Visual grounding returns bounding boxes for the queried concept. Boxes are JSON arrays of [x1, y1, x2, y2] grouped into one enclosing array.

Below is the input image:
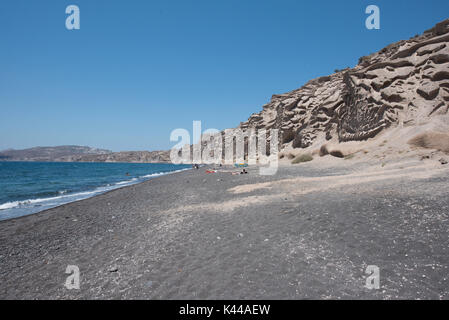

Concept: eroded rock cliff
[[238, 19, 449, 153]]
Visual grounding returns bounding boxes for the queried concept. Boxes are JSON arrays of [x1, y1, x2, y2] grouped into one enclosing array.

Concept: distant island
[[0, 145, 171, 163]]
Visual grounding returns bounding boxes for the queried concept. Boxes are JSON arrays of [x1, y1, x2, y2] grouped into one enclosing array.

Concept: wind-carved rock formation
[[238, 19, 449, 151]]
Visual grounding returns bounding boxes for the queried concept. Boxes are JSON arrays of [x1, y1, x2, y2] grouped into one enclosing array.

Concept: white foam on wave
[[142, 168, 190, 179], [0, 201, 20, 210], [115, 177, 138, 185], [0, 189, 101, 211]]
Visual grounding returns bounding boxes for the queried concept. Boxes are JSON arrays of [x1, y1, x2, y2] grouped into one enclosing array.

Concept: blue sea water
[[0, 162, 190, 221]]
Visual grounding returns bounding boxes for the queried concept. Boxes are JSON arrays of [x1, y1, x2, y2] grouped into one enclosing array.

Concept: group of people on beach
[[202, 163, 249, 175]]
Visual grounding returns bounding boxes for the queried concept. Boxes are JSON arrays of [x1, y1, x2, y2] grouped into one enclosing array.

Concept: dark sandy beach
[[1, 160, 448, 299]]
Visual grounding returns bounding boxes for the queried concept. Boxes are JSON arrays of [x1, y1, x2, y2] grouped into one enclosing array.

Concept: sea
[[0, 162, 191, 221]]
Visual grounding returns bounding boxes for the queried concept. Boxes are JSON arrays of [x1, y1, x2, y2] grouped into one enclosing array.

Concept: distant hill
[[58, 150, 171, 163], [0, 146, 171, 163], [0, 146, 112, 162]]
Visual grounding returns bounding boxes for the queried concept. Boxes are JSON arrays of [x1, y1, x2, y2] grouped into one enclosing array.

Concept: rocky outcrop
[[237, 19, 449, 151]]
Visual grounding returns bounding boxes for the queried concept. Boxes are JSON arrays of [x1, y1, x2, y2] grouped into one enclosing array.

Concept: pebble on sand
[[108, 266, 119, 273]]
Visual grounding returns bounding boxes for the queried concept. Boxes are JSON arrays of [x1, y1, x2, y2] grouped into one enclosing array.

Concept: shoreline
[[1, 159, 449, 299], [2, 166, 193, 223], [0, 164, 192, 222]]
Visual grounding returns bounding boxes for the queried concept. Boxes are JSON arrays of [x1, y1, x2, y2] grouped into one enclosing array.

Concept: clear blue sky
[[0, 0, 447, 151]]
